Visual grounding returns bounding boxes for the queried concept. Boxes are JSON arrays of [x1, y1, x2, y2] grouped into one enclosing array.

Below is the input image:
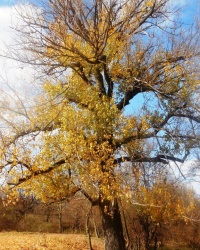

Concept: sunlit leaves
[[0, 0, 200, 219], [133, 178, 196, 223]]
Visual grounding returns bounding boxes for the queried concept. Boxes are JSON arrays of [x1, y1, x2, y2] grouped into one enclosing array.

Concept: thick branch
[[5, 159, 66, 186], [175, 113, 200, 124], [3, 123, 59, 148], [101, 55, 114, 97], [94, 68, 106, 94], [116, 89, 141, 110], [115, 131, 157, 148], [114, 154, 188, 165], [116, 108, 200, 147]]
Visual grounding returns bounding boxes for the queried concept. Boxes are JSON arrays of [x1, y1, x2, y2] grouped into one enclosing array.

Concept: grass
[[0, 232, 104, 250], [0, 232, 193, 250], [150, 245, 192, 250]]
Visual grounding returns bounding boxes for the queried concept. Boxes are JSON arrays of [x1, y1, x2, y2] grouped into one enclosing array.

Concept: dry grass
[[0, 232, 104, 250]]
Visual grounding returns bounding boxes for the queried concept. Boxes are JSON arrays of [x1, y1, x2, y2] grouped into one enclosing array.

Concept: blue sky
[[0, 0, 199, 13], [179, 0, 200, 24], [0, 0, 14, 6]]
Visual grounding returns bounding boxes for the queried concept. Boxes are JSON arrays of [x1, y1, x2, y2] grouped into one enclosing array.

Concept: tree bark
[[93, 220, 100, 238], [58, 203, 63, 233], [99, 199, 126, 250], [86, 206, 93, 250]]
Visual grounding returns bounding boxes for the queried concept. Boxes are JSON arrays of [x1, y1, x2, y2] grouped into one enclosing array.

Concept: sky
[[0, 0, 200, 193]]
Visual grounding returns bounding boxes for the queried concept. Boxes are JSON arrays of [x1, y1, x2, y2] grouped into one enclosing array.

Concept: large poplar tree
[[1, 1, 200, 249]]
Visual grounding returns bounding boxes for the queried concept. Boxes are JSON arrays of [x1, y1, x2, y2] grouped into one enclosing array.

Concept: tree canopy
[[0, 0, 200, 249]]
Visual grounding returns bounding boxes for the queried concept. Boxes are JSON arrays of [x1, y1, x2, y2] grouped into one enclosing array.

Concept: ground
[[0, 232, 194, 249], [0, 232, 104, 250]]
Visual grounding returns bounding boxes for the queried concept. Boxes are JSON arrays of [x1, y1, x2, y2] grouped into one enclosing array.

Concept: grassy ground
[[0, 232, 193, 250], [150, 245, 191, 250], [0, 232, 104, 250]]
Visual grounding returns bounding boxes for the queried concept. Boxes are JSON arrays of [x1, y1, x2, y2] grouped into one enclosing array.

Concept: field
[[0, 232, 104, 250], [0, 232, 194, 250]]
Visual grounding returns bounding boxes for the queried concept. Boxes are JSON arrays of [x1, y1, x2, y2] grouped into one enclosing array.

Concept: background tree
[[129, 163, 197, 250], [1, 1, 200, 249]]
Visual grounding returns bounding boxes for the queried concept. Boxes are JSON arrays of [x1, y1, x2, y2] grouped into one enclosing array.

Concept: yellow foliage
[[0, 0, 199, 217], [133, 178, 196, 223]]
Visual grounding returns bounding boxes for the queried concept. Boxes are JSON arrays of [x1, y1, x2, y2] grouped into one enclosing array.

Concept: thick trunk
[[99, 199, 126, 250], [143, 230, 151, 250]]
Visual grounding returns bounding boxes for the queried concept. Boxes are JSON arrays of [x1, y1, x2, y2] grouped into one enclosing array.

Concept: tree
[[1, 1, 200, 249], [130, 163, 196, 250]]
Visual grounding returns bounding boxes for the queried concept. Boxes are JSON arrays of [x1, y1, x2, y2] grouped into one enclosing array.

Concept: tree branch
[[114, 153, 189, 165], [94, 68, 106, 94], [116, 89, 141, 110], [6, 159, 66, 186]]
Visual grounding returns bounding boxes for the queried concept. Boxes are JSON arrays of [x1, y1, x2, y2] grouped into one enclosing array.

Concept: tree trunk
[[144, 231, 151, 250], [86, 206, 93, 250], [58, 203, 63, 233], [99, 199, 126, 250], [93, 220, 100, 238]]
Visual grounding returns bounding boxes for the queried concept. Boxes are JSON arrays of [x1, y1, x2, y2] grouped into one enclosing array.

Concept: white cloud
[[0, 6, 14, 44], [0, 5, 39, 107], [169, 160, 200, 195]]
